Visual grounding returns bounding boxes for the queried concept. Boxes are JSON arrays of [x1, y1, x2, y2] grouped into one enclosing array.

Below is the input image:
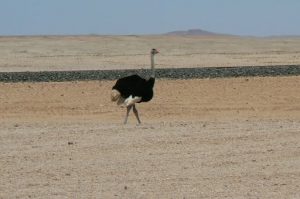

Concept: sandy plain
[[1, 36, 300, 198], [1, 35, 300, 72]]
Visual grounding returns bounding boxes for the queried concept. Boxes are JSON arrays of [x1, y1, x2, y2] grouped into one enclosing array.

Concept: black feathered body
[[112, 75, 155, 103]]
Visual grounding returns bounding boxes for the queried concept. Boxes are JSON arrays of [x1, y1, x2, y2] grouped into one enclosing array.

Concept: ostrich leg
[[124, 105, 133, 124], [133, 105, 141, 124]]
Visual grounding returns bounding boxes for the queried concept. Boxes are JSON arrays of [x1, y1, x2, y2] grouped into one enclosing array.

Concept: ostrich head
[[151, 48, 159, 55]]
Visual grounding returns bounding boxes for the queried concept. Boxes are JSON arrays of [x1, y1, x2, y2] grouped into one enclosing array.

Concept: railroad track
[[1, 65, 300, 82]]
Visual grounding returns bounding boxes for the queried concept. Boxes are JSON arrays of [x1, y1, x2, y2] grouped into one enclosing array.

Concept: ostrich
[[111, 48, 159, 124]]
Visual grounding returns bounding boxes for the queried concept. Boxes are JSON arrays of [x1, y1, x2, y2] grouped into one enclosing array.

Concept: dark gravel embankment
[[0, 65, 300, 83]]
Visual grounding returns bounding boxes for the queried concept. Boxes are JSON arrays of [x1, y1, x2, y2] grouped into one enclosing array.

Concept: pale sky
[[1, 0, 300, 36]]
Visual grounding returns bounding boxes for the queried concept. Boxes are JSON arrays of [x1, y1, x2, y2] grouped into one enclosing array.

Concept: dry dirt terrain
[[1, 76, 300, 198], [1, 35, 300, 72], [1, 35, 300, 198]]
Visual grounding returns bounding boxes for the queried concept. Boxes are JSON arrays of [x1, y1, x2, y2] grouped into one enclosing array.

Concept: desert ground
[[1, 35, 300, 72], [1, 36, 300, 198]]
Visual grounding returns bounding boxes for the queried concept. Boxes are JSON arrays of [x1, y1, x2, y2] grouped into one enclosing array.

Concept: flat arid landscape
[[1, 35, 300, 198], [1, 35, 300, 72]]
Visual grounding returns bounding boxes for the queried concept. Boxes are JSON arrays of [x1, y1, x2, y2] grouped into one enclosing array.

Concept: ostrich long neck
[[150, 53, 155, 78]]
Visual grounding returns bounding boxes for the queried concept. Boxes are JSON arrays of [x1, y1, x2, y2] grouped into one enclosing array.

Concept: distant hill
[[165, 29, 232, 36]]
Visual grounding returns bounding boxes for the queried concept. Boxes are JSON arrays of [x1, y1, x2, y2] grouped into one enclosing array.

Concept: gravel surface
[[0, 65, 300, 82]]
